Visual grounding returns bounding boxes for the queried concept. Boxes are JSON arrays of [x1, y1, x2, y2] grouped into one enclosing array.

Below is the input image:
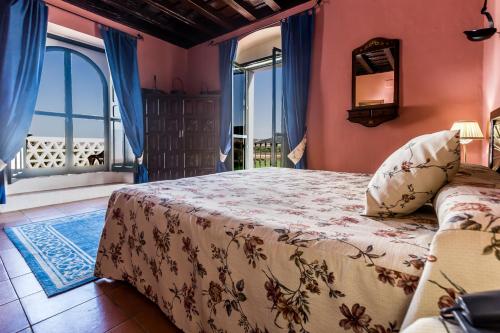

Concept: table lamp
[[451, 121, 484, 162]]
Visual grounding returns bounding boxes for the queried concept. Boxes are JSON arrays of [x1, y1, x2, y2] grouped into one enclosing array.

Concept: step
[[0, 183, 129, 213]]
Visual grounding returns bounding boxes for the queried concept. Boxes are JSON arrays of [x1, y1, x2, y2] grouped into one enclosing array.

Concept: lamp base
[[461, 143, 468, 163]]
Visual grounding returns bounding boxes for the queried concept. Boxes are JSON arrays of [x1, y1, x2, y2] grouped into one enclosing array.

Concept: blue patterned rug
[[4, 210, 106, 297]]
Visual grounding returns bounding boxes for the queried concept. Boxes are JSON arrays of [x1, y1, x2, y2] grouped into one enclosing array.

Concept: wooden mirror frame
[[489, 107, 500, 172], [348, 37, 400, 127]]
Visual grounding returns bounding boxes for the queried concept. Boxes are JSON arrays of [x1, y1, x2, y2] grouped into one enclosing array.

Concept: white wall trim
[[48, 22, 104, 48], [7, 172, 132, 195], [0, 183, 127, 214]]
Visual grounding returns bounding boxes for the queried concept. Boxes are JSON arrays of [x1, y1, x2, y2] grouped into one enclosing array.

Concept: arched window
[[25, 45, 108, 175], [7, 35, 135, 182]]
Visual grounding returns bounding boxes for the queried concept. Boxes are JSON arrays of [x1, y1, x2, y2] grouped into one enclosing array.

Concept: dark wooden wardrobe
[[142, 89, 220, 182]]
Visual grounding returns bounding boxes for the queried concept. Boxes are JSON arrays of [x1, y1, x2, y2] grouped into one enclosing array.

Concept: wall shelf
[[347, 104, 399, 127]]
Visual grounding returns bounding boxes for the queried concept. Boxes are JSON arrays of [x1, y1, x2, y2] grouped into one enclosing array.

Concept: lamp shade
[[451, 121, 484, 139]]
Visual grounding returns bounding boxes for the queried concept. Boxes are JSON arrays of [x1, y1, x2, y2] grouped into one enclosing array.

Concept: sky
[[233, 66, 283, 140], [32, 49, 106, 139]]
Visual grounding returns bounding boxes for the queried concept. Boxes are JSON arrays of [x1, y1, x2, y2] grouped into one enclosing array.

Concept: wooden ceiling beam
[[141, 0, 215, 36], [220, 0, 256, 21], [179, 0, 234, 30], [263, 0, 281, 11], [383, 48, 395, 70], [62, 0, 193, 47], [356, 54, 374, 74], [62, 0, 312, 48], [99, 0, 198, 44]]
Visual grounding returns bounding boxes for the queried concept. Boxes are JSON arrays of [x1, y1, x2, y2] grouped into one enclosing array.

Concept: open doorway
[[232, 27, 287, 170]]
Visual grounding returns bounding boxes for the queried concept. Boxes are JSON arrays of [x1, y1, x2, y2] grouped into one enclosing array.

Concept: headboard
[[489, 108, 500, 172]]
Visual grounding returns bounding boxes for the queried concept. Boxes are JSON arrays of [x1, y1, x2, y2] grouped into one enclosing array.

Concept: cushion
[[402, 317, 462, 333], [433, 164, 500, 232], [365, 130, 461, 217]]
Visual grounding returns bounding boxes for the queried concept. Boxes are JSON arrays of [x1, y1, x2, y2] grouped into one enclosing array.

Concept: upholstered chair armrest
[[402, 165, 500, 329], [402, 317, 462, 333]]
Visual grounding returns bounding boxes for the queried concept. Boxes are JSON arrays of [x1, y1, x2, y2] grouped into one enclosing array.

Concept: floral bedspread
[[402, 164, 500, 329], [95, 168, 438, 333]]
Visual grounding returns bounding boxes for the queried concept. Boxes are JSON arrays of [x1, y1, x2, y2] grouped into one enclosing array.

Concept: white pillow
[[365, 130, 461, 217]]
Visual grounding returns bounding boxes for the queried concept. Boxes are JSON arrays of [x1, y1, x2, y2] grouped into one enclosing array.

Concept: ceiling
[[62, 0, 311, 48], [235, 26, 280, 63], [355, 48, 395, 76]]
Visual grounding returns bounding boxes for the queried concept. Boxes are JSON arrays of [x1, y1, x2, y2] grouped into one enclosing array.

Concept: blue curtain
[[282, 12, 314, 169], [0, 0, 48, 204], [217, 38, 238, 173], [100, 27, 148, 183]]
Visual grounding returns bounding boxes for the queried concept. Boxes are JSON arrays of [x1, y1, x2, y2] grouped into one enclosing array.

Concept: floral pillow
[[434, 164, 500, 234], [365, 130, 461, 217]]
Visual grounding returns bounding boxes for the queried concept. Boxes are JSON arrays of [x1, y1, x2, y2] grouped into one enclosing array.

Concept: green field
[[254, 157, 282, 168]]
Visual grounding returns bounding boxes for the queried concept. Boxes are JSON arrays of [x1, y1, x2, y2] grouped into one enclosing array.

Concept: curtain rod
[[208, 0, 321, 47], [45, 2, 144, 40]]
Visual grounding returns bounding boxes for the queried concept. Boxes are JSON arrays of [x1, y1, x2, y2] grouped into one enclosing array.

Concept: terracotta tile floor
[[0, 198, 182, 333]]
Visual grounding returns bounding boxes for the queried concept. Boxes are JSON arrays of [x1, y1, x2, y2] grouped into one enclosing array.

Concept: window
[[232, 48, 284, 170], [23, 44, 108, 177], [253, 65, 283, 168], [110, 91, 135, 171], [9, 35, 134, 180], [233, 71, 247, 170]]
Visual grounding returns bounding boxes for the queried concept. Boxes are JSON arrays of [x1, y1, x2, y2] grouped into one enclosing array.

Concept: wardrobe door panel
[[143, 90, 183, 181], [162, 96, 183, 180], [183, 96, 220, 177], [143, 93, 160, 181], [144, 91, 220, 181]]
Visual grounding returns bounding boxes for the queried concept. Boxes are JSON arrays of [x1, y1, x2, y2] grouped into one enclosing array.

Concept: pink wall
[[483, 0, 500, 165], [187, 0, 485, 173], [308, 0, 484, 172], [46, 0, 188, 93], [355, 72, 395, 106], [187, 43, 219, 94]]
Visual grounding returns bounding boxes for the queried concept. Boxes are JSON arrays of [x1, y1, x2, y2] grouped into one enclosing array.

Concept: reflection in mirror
[[355, 47, 395, 107], [491, 118, 500, 171]]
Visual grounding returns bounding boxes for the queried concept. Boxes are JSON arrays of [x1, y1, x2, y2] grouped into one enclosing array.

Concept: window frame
[[19, 45, 109, 178], [232, 49, 285, 170], [232, 69, 248, 171], [110, 91, 136, 173], [10, 34, 135, 181]]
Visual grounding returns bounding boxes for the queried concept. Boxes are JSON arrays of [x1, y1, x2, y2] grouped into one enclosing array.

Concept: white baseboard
[[0, 183, 128, 213], [7, 172, 133, 195]]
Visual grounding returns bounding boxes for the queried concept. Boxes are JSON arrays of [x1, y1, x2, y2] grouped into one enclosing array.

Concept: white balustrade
[[25, 136, 105, 168]]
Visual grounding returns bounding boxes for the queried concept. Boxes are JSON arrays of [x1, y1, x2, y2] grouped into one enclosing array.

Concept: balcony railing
[[233, 135, 285, 170], [10, 136, 105, 172], [254, 140, 282, 168]]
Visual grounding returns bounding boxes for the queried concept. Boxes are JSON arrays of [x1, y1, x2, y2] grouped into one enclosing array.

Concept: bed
[[95, 168, 440, 333]]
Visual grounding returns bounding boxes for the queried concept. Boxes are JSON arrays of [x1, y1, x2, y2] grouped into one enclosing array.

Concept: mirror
[[348, 38, 400, 127], [490, 115, 500, 172]]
